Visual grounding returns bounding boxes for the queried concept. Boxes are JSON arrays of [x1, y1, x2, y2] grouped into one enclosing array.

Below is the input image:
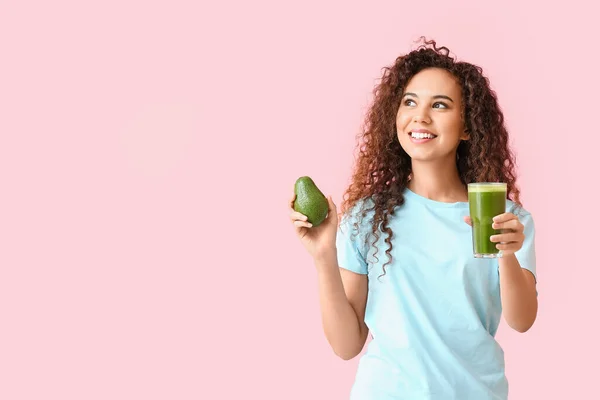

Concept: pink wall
[[1, 0, 597, 398]]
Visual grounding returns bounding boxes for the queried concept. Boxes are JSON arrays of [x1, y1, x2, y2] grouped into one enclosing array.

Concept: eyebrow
[[402, 92, 454, 103]]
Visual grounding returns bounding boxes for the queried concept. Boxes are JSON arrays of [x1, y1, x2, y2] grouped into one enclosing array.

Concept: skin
[[396, 67, 470, 203], [288, 67, 537, 361]]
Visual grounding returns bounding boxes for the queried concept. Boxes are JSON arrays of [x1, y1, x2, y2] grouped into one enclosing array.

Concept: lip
[[409, 136, 435, 144]]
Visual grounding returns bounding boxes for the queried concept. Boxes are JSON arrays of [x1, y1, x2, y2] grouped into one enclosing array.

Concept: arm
[[288, 193, 369, 359], [315, 250, 369, 360], [491, 212, 538, 333], [498, 255, 537, 332]]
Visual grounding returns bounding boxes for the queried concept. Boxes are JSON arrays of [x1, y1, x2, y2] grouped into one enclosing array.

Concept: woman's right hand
[[289, 191, 338, 260]]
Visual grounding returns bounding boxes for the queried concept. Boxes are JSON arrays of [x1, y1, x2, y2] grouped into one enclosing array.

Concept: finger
[[294, 220, 312, 229], [463, 216, 472, 226], [327, 195, 337, 212], [325, 195, 337, 220], [289, 192, 296, 208], [495, 243, 520, 252], [492, 219, 523, 232], [492, 212, 516, 224], [290, 211, 308, 222], [490, 232, 525, 243]]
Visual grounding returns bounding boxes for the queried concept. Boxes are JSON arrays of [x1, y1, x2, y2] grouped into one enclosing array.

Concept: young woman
[[288, 38, 538, 399]]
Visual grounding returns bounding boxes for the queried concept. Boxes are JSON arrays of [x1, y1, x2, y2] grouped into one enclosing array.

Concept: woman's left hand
[[488, 213, 525, 256], [463, 213, 525, 256]]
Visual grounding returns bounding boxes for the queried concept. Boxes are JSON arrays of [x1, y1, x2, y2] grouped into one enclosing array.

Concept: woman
[[288, 38, 537, 399]]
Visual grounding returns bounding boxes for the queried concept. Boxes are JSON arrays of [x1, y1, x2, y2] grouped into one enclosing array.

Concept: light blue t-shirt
[[336, 188, 537, 400]]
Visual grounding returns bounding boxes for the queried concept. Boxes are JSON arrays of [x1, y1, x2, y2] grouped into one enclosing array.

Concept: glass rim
[[467, 182, 507, 193], [467, 182, 507, 187]]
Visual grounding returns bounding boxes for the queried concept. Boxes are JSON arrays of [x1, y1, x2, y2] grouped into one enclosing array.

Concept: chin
[[400, 147, 434, 161], [402, 147, 451, 163]]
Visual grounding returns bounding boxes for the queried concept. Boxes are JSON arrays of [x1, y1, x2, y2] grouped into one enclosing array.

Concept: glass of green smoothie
[[468, 182, 507, 258]]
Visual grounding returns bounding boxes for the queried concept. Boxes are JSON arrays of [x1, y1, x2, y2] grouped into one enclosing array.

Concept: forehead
[[404, 68, 461, 97]]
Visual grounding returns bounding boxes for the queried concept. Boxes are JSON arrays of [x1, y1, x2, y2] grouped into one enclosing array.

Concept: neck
[[407, 157, 467, 203]]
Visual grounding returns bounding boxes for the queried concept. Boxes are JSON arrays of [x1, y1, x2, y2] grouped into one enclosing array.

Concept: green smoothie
[[468, 183, 507, 258]]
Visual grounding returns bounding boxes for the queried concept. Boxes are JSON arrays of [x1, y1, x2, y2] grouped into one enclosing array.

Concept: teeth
[[411, 132, 435, 139]]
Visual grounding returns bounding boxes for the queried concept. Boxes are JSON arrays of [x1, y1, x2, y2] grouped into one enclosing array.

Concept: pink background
[[1, 0, 597, 398]]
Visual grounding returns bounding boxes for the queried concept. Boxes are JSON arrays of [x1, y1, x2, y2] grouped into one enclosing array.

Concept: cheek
[[446, 114, 465, 131], [437, 116, 464, 138], [396, 112, 411, 129]]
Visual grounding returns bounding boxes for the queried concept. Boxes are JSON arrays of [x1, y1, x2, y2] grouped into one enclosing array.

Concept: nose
[[412, 111, 431, 124]]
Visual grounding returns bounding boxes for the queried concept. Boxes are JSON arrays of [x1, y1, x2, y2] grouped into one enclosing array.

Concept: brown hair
[[340, 37, 521, 277]]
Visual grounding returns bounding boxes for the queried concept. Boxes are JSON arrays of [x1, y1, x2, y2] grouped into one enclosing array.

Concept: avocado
[[294, 176, 329, 227]]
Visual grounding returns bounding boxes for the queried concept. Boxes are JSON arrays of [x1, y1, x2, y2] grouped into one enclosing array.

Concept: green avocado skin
[[293, 176, 329, 226]]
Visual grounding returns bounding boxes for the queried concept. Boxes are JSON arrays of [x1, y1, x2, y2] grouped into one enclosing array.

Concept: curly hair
[[340, 37, 521, 278]]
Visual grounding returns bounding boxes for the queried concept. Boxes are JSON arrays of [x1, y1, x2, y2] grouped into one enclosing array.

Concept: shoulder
[[340, 196, 376, 224], [507, 200, 535, 231], [338, 196, 378, 244], [507, 200, 532, 218]]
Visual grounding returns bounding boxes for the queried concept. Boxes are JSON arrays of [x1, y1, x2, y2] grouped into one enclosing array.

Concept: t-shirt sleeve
[[336, 214, 368, 275], [515, 211, 537, 284]]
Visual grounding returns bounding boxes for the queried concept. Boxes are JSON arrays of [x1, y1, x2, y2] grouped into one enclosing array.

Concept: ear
[[461, 128, 470, 141]]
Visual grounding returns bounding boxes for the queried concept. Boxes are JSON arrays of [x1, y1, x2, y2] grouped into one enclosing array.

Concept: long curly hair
[[340, 37, 521, 277]]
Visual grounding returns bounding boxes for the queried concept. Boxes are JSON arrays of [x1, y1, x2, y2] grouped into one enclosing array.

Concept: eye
[[433, 102, 448, 109], [404, 99, 416, 106]]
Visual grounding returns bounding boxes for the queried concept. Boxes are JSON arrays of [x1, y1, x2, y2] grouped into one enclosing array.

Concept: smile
[[409, 131, 437, 143]]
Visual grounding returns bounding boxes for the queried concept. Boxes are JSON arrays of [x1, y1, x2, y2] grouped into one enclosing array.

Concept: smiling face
[[396, 67, 469, 163]]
